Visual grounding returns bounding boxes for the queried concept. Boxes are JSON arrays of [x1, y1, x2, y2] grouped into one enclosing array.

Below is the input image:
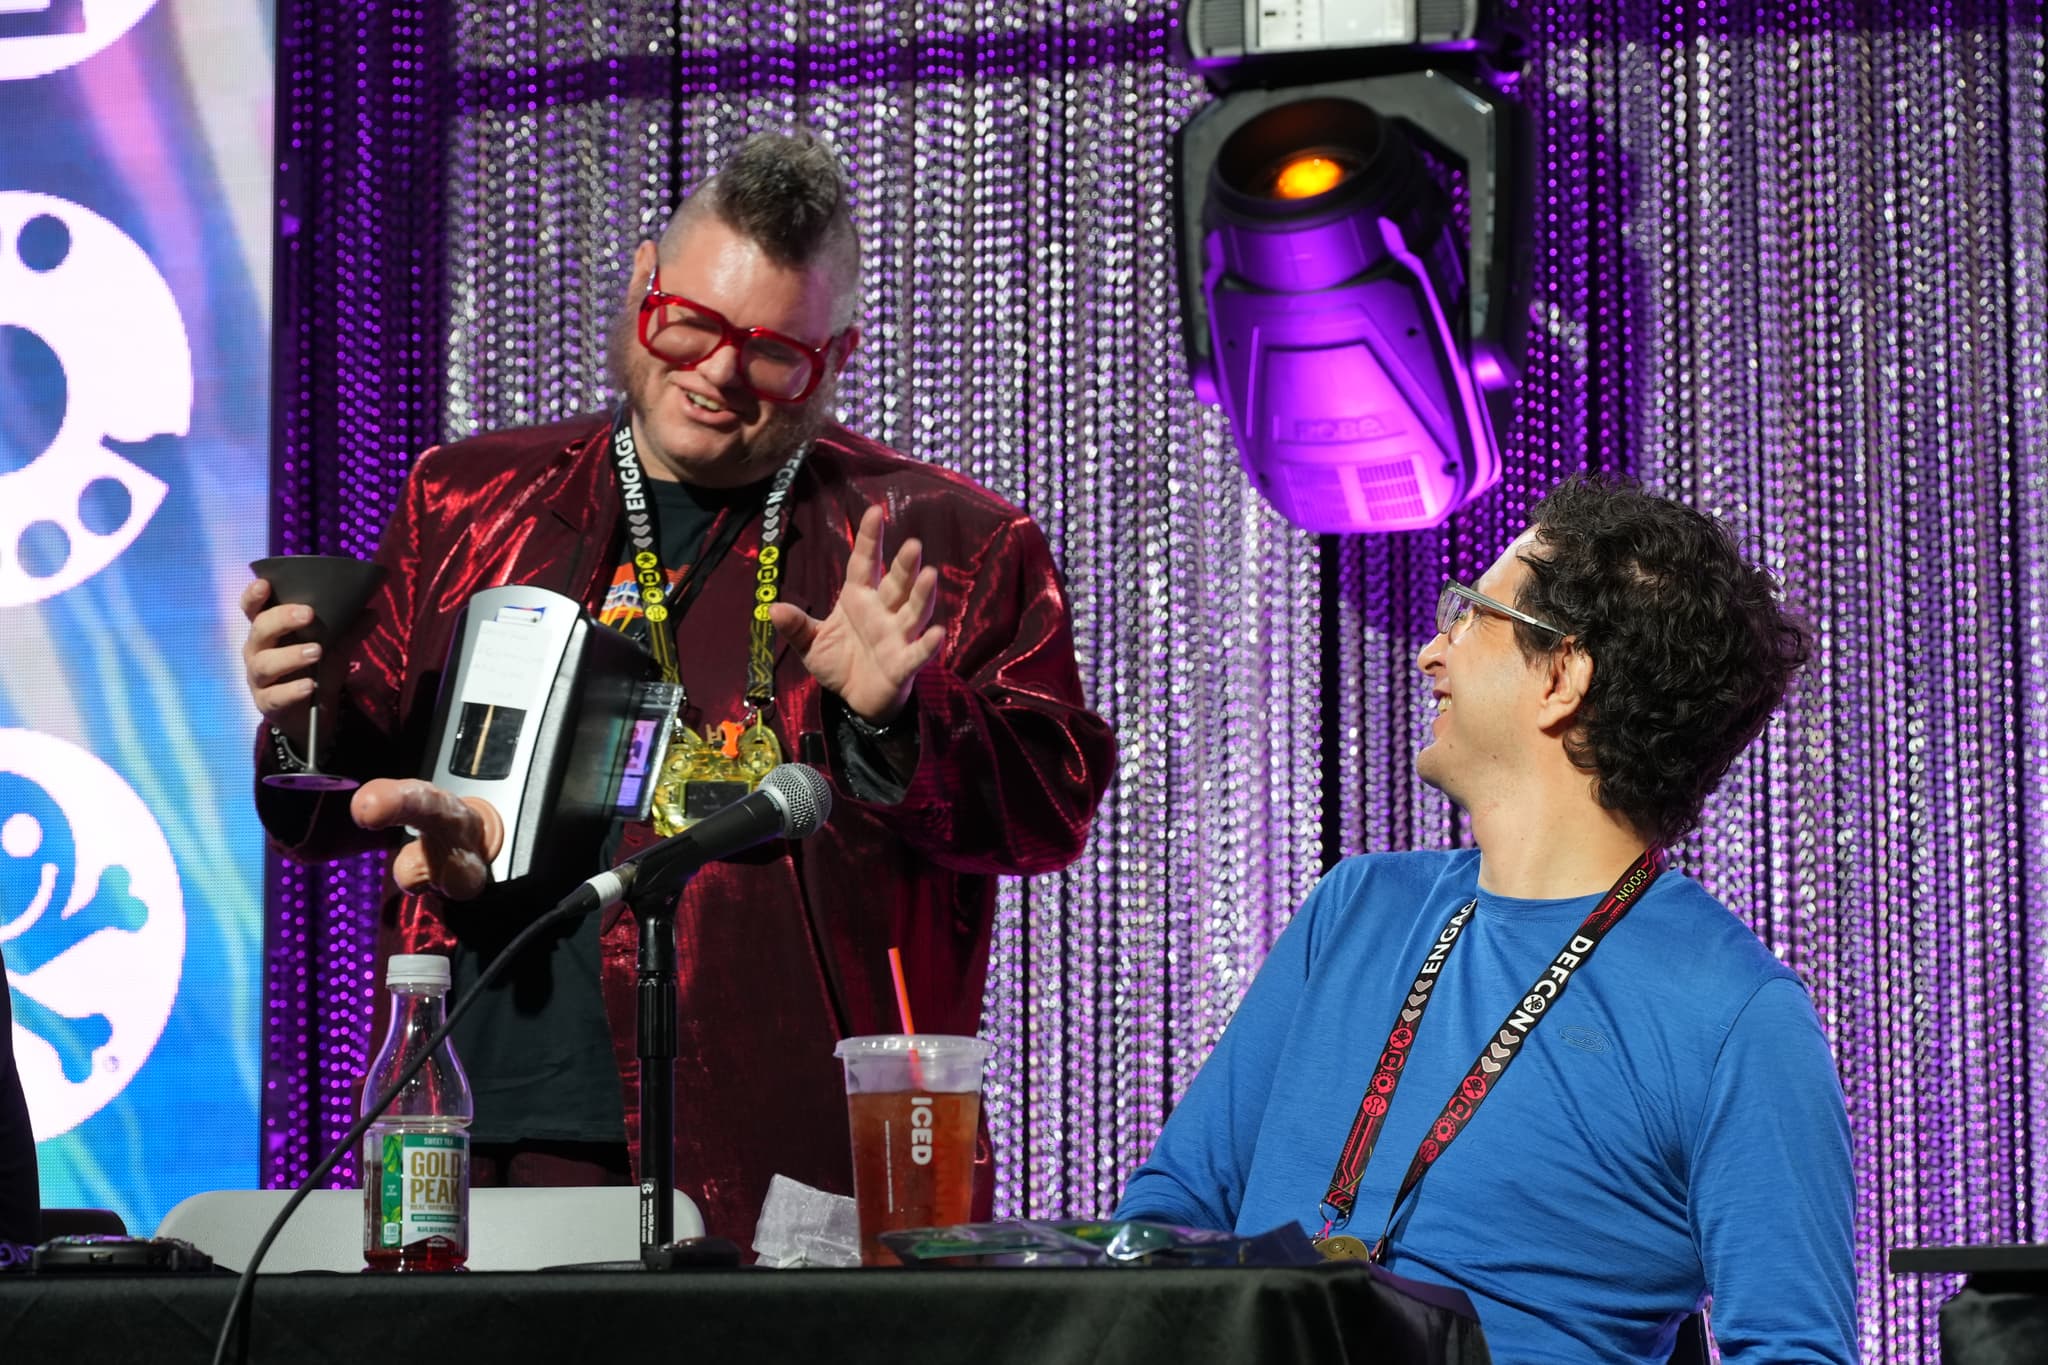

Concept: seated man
[[1116, 475, 1855, 1364]]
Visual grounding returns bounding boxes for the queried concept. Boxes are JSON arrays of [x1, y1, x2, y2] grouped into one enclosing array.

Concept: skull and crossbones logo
[[0, 1, 159, 83], [0, 190, 185, 606], [1, 729, 183, 1141]]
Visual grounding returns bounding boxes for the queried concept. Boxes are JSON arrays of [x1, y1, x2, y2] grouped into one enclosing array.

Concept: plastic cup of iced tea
[[833, 1034, 991, 1266]]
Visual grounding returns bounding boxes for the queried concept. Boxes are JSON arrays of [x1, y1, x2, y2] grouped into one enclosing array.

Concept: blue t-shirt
[[1115, 850, 1857, 1364]]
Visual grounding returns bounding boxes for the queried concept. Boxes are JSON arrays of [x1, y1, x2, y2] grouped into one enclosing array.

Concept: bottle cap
[[386, 954, 452, 991]]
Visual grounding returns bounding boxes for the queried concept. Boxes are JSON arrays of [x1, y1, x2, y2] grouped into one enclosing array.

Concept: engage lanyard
[[1314, 846, 1666, 1263], [607, 404, 803, 712]]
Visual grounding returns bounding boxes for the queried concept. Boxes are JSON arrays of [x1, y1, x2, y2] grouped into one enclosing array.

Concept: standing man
[[1116, 476, 1855, 1363], [243, 133, 1114, 1243]]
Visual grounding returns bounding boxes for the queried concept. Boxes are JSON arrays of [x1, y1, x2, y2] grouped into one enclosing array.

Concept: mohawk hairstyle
[[665, 132, 861, 291]]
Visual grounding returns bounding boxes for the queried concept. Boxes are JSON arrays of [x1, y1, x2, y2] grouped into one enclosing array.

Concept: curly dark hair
[[1510, 474, 1811, 847], [664, 131, 861, 321]]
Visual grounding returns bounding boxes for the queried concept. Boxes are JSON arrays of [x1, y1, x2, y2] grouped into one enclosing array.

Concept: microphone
[[571, 762, 832, 914]]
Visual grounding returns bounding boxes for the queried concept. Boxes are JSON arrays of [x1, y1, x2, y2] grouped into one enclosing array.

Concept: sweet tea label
[[377, 1131, 467, 1249]]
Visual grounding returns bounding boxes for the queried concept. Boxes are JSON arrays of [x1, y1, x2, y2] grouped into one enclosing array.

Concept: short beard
[[607, 292, 837, 476], [756, 378, 836, 467], [604, 291, 638, 396]]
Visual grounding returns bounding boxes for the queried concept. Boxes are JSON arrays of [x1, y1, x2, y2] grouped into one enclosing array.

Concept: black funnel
[[251, 555, 387, 791], [250, 555, 386, 631]]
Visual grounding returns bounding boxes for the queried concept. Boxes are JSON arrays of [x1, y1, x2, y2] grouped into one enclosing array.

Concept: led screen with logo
[[0, 0, 270, 1231]]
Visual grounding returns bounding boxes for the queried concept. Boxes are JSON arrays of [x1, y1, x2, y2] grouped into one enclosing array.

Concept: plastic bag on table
[[878, 1218, 1320, 1268]]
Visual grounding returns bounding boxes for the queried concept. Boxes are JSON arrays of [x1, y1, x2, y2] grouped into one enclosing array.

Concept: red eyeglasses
[[636, 267, 850, 403]]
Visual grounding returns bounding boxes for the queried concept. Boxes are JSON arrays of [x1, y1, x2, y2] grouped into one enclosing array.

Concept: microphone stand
[[209, 778, 834, 1362], [627, 861, 694, 1254]]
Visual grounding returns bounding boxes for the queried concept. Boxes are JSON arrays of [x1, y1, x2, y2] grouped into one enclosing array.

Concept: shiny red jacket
[[256, 415, 1115, 1241]]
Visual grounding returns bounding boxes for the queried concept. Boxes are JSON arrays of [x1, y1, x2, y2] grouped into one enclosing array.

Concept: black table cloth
[[0, 1261, 1493, 1365]]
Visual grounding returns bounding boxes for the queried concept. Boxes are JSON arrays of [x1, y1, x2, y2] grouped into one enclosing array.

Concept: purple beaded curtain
[[264, 1, 454, 1194], [266, 0, 2046, 1355]]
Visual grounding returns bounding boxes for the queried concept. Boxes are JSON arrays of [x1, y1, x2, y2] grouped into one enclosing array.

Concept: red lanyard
[[1315, 847, 1666, 1262]]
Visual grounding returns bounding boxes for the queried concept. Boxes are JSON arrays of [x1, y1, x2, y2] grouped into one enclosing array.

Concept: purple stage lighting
[[1175, 72, 1528, 533]]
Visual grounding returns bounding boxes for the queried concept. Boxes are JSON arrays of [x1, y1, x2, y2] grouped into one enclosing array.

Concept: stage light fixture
[[1173, 3, 1529, 533]]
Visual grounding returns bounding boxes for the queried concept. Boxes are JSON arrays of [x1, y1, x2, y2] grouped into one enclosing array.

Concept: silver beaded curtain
[[267, 0, 2046, 1356]]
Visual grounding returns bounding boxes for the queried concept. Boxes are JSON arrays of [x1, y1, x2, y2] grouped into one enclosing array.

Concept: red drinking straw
[[889, 946, 925, 1088], [888, 946, 917, 1034]]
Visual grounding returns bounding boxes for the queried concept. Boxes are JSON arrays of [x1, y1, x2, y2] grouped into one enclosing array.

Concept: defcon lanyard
[[1314, 846, 1666, 1263]]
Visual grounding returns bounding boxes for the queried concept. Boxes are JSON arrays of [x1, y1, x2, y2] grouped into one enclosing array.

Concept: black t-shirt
[[450, 471, 759, 1146]]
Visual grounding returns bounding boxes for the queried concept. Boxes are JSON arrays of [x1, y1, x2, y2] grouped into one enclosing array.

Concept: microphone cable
[[211, 873, 619, 1365], [212, 759, 831, 1364]]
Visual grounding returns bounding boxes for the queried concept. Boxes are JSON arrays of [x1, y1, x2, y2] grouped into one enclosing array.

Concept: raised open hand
[[768, 505, 943, 724]]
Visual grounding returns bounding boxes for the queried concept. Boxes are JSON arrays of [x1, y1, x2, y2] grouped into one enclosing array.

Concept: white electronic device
[[422, 585, 682, 883]]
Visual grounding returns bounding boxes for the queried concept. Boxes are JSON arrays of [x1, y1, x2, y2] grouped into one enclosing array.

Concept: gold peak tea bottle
[[362, 955, 473, 1272]]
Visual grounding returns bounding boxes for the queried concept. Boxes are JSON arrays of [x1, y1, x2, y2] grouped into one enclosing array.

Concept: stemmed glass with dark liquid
[[250, 555, 386, 792]]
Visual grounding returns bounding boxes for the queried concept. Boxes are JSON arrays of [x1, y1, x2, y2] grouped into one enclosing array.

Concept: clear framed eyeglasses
[[1436, 581, 1568, 645]]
